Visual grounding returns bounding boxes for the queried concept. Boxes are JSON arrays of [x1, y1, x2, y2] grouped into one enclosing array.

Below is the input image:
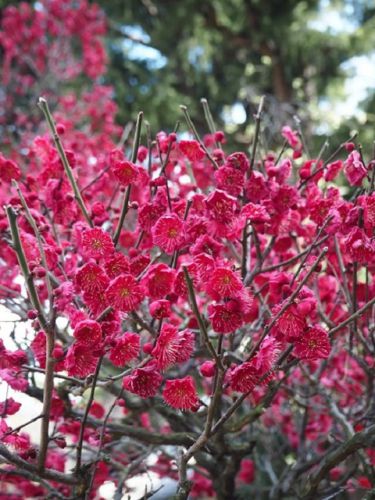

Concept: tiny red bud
[[35, 267, 46, 278], [212, 148, 225, 162], [168, 132, 177, 143], [151, 176, 166, 187], [128, 248, 139, 258], [55, 437, 66, 449], [137, 146, 148, 162], [52, 347, 64, 360], [28, 193, 38, 202], [267, 167, 278, 177], [65, 150, 76, 167], [214, 130, 225, 142], [27, 309, 38, 320], [299, 169, 310, 180], [345, 142, 355, 152], [191, 402, 201, 412], [28, 448, 37, 460], [200, 361, 216, 377], [56, 123, 65, 135], [29, 261, 38, 271], [31, 319, 40, 330], [143, 342, 153, 354]]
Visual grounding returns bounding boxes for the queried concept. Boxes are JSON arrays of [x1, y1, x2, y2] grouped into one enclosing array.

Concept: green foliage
[[97, 0, 375, 148]]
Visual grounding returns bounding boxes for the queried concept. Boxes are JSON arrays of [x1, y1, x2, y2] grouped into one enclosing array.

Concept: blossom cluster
[[0, 2, 374, 499]]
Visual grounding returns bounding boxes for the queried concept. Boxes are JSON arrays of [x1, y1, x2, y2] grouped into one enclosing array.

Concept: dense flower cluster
[[0, 2, 374, 499]]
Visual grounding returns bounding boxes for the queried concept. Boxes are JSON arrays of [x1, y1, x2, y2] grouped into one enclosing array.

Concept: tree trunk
[[271, 54, 292, 103], [212, 455, 242, 500]]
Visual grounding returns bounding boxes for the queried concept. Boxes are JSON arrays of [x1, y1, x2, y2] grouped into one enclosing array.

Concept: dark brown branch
[[79, 413, 197, 447], [0, 443, 80, 485], [75, 357, 104, 475], [302, 424, 375, 499], [329, 297, 375, 337]]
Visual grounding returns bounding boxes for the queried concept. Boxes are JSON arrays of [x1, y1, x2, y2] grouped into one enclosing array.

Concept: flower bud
[[214, 130, 225, 143], [56, 123, 65, 135], [296, 300, 312, 315], [35, 267, 46, 278], [128, 248, 139, 258], [293, 149, 302, 159], [55, 437, 66, 449], [137, 145, 148, 162], [143, 342, 153, 354], [27, 309, 38, 320], [32, 320, 40, 331], [52, 346, 64, 360], [200, 361, 216, 377]]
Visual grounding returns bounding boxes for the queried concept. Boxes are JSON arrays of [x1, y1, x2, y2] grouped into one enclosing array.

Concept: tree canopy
[[97, 0, 375, 148]]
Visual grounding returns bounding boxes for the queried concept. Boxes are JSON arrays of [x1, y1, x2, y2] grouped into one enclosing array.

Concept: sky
[[310, 1, 375, 127]]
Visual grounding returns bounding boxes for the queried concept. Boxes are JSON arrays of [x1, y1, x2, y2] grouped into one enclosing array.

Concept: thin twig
[[85, 389, 124, 498], [245, 235, 329, 284], [249, 95, 265, 176], [75, 356, 104, 475], [38, 97, 93, 227], [247, 247, 328, 359], [211, 345, 295, 435], [299, 131, 358, 189], [290, 216, 333, 286], [13, 180, 54, 318], [159, 121, 180, 178], [294, 115, 310, 158], [302, 424, 375, 499], [334, 236, 352, 308], [3, 413, 44, 436], [183, 267, 223, 369], [23, 365, 84, 386], [180, 105, 219, 170], [113, 111, 143, 246], [6, 206, 55, 472], [175, 369, 225, 499], [0, 443, 79, 485], [328, 297, 375, 337], [201, 98, 221, 149], [6, 206, 48, 330]]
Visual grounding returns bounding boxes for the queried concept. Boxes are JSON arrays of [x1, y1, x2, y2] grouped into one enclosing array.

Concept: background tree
[[100, 0, 375, 149]]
